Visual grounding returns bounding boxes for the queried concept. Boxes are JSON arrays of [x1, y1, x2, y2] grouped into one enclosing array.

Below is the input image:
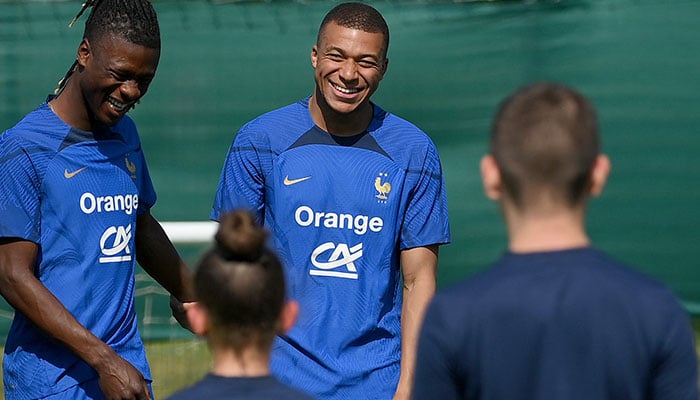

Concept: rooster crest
[[375, 173, 391, 200], [125, 155, 137, 178]]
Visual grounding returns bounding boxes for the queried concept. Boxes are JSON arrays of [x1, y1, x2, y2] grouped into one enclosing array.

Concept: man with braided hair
[[212, 2, 450, 399], [0, 1, 193, 399]]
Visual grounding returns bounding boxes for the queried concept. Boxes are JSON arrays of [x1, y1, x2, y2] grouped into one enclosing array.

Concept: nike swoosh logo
[[64, 166, 88, 179], [284, 175, 312, 186]]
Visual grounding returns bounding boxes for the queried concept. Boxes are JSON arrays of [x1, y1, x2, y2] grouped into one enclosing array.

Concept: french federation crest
[[125, 154, 137, 179], [374, 172, 391, 202]]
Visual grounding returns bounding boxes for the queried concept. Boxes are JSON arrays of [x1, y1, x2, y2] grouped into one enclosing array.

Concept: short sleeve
[[649, 297, 699, 400], [0, 136, 42, 242], [400, 141, 451, 249], [211, 125, 266, 222]]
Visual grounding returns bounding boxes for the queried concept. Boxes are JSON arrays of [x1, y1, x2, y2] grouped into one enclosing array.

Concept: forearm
[[399, 273, 436, 390], [0, 241, 115, 370], [135, 212, 194, 302], [396, 245, 439, 399]]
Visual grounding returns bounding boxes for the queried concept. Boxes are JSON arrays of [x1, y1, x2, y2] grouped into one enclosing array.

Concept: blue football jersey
[[0, 102, 155, 398], [212, 98, 450, 399]]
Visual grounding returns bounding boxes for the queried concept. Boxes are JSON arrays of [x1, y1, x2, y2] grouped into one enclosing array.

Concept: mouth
[[107, 97, 133, 113], [331, 81, 361, 95]]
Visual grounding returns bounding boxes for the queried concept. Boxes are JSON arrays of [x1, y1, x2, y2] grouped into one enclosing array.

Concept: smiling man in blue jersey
[[0, 1, 194, 399], [211, 3, 450, 399]]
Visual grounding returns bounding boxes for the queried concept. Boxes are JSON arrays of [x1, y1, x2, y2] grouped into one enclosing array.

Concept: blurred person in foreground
[[211, 2, 450, 399], [0, 1, 193, 399], [413, 82, 699, 400], [167, 210, 315, 400]]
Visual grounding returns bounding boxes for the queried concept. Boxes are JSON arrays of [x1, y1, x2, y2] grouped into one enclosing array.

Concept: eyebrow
[[325, 46, 382, 61]]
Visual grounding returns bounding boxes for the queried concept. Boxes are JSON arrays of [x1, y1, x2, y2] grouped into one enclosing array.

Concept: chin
[[327, 96, 367, 115]]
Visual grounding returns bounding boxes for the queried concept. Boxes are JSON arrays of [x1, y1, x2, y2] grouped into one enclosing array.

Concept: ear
[[311, 45, 318, 69], [589, 154, 611, 197], [77, 38, 91, 68], [279, 300, 299, 334], [379, 58, 389, 81], [186, 302, 209, 337], [480, 154, 502, 201]]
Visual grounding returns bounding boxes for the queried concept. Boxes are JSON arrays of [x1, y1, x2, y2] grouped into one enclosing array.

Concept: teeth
[[332, 82, 360, 94], [107, 98, 129, 112]]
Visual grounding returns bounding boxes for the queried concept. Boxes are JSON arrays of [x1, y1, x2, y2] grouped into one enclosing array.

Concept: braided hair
[[56, 0, 160, 94]]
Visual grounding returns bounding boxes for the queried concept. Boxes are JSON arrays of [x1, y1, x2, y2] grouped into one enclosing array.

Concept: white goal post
[[160, 221, 218, 244]]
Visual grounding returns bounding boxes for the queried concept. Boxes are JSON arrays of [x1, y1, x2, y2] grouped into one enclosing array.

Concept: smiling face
[[310, 22, 388, 127], [77, 34, 159, 128]]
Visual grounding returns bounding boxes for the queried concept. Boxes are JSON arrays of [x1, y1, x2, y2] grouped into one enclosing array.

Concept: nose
[[120, 80, 142, 101], [339, 59, 359, 82]]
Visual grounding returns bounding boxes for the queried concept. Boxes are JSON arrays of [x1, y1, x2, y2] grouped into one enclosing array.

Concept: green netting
[[1, 0, 699, 341]]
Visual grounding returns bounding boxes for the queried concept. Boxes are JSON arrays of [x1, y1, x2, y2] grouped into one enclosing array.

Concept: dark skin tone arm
[[135, 211, 195, 328], [0, 213, 194, 400], [0, 239, 151, 400]]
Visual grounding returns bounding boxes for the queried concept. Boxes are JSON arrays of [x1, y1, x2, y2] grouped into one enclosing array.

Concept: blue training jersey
[[0, 101, 155, 398], [212, 98, 450, 399]]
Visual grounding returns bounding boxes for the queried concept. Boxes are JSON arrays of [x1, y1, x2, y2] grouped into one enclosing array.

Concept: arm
[[394, 245, 439, 400], [650, 304, 699, 400], [0, 239, 151, 399], [135, 211, 195, 328], [413, 295, 463, 400]]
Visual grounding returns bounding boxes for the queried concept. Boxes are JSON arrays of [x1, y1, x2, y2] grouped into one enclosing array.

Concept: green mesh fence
[[1, 1, 699, 345]]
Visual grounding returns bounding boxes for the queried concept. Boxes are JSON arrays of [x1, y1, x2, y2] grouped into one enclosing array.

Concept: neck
[[50, 82, 93, 132], [504, 205, 590, 253], [309, 89, 373, 136], [209, 346, 271, 378]]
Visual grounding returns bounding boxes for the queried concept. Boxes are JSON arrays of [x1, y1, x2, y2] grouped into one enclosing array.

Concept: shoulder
[[587, 250, 686, 310], [1, 104, 67, 168], [373, 106, 433, 142], [112, 115, 141, 145], [115, 114, 137, 132], [433, 248, 686, 318], [237, 100, 310, 139], [370, 105, 442, 162], [3, 103, 61, 146], [165, 376, 215, 400]]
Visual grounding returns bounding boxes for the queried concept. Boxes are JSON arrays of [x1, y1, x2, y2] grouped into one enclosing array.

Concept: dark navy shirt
[[167, 374, 316, 400], [414, 247, 698, 400]]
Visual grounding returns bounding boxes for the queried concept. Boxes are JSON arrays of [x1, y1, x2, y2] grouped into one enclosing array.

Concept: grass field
[[0, 339, 212, 399], [146, 339, 211, 398], [0, 324, 698, 399]]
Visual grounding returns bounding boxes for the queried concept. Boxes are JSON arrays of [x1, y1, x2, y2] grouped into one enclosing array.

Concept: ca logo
[[310, 242, 362, 280], [99, 224, 132, 263]]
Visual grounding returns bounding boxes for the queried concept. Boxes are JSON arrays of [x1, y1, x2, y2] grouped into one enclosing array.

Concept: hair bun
[[215, 210, 267, 262]]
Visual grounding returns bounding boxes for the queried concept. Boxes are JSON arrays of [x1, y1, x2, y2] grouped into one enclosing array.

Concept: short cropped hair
[[317, 2, 390, 57], [490, 83, 600, 208], [194, 210, 286, 351]]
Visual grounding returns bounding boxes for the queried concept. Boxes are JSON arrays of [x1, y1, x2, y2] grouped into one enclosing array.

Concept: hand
[[169, 294, 194, 332], [96, 352, 151, 400]]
